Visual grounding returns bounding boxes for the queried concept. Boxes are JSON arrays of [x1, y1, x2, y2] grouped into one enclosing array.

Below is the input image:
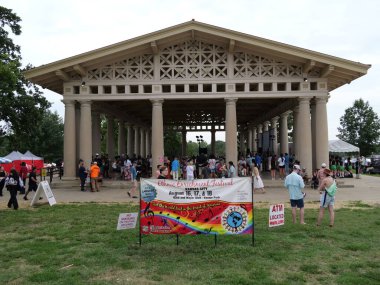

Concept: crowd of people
[[0, 150, 341, 227]]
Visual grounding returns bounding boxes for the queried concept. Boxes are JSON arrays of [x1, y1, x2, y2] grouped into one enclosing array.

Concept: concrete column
[[75, 106, 81, 167], [257, 124, 263, 151], [140, 128, 146, 158], [151, 99, 164, 176], [311, 100, 317, 170], [106, 115, 115, 158], [239, 131, 245, 156], [297, 97, 312, 174], [92, 112, 101, 156], [252, 127, 257, 153], [292, 107, 300, 157], [211, 129, 216, 155], [314, 96, 329, 169], [263, 121, 270, 153], [271, 116, 279, 155], [62, 100, 76, 179], [182, 130, 187, 156], [263, 121, 270, 132], [247, 126, 253, 154], [118, 120, 126, 156], [280, 111, 290, 155], [126, 123, 133, 157], [145, 129, 150, 157], [79, 100, 92, 166], [134, 126, 140, 156], [225, 98, 238, 165]]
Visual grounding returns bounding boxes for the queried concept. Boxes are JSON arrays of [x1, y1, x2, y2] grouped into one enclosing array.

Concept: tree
[[24, 110, 63, 161], [0, 110, 64, 161], [164, 130, 181, 158], [0, 6, 51, 141], [337, 99, 380, 156]]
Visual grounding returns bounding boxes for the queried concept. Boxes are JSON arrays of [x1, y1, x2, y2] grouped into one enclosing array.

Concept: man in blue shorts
[[284, 165, 306, 224]]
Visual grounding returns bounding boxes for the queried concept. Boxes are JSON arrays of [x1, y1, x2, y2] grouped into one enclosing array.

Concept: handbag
[[325, 181, 337, 197]]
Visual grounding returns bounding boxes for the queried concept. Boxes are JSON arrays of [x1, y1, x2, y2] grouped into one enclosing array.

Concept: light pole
[[196, 135, 204, 155]]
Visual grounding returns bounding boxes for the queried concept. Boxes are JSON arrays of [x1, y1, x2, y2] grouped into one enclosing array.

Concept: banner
[[140, 178, 253, 235]]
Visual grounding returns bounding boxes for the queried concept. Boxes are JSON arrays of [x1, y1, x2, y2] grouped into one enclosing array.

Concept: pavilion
[[24, 20, 370, 179]]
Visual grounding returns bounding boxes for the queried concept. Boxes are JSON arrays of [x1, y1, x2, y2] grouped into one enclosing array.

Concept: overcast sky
[[3, 0, 380, 143]]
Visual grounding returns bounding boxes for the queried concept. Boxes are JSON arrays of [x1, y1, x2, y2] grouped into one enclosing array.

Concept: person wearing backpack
[[317, 168, 337, 227], [5, 168, 24, 210]]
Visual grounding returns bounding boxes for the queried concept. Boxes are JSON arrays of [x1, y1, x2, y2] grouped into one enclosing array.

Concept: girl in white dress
[[252, 162, 265, 193], [186, 160, 194, 181]]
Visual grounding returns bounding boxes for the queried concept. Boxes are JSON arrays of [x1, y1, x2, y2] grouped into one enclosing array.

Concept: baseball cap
[[293, 165, 301, 170], [321, 163, 327, 168]]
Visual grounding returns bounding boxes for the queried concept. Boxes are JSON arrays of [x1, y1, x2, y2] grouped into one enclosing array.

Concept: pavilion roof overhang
[[24, 20, 371, 94]]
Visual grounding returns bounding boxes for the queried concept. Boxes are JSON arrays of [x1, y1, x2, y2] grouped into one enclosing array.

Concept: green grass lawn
[[0, 203, 379, 285]]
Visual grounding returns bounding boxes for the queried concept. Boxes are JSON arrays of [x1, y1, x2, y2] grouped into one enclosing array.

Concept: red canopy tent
[[23, 151, 44, 170], [0, 151, 44, 173]]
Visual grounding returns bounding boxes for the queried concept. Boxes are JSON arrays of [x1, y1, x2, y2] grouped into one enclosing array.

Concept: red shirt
[[19, 166, 28, 179]]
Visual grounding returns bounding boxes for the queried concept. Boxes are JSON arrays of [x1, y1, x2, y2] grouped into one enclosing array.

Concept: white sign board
[[117, 213, 138, 230], [268, 203, 285, 227], [30, 181, 57, 206]]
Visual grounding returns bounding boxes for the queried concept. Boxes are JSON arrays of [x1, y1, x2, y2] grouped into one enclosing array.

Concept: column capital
[[61, 99, 76, 106], [133, 125, 140, 131], [78, 100, 92, 105], [263, 121, 270, 127], [298, 97, 311, 103], [225, 97, 238, 104], [315, 96, 328, 104], [150, 99, 164, 106], [271, 116, 280, 125], [280, 110, 292, 118]]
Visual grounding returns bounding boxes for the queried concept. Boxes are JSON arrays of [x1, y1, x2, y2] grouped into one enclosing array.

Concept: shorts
[[320, 192, 335, 208], [279, 165, 285, 169], [290, 199, 304, 208], [28, 184, 38, 192]]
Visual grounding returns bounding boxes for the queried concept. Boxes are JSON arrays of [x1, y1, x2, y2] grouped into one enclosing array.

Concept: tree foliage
[[0, 110, 63, 161], [164, 130, 181, 158], [0, 6, 52, 150], [337, 98, 380, 156]]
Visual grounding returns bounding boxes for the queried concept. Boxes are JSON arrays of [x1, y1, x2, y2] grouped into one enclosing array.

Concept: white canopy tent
[[329, 139, 360, 154]]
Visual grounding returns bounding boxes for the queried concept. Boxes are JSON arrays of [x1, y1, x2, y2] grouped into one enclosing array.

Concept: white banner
[[141, 178, 252, 204]]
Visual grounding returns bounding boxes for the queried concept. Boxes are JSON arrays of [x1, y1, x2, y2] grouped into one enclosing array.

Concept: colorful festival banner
[[140, 177, 253, 235]]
